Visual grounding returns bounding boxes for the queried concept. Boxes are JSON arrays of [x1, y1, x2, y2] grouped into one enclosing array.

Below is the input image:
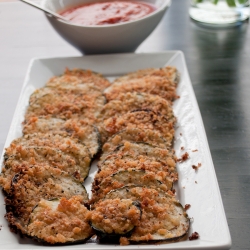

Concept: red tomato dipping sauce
[[59, 1, 156, 26]]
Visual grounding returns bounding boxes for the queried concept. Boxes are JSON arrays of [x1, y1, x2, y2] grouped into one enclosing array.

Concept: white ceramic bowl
[[42, 0, 171, 54]]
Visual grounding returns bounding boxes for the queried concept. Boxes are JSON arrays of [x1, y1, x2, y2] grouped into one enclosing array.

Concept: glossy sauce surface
[[59, 1, 156, 25]]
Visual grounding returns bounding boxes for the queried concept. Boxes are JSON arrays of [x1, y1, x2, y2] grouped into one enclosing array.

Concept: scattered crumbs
[[184, 204, 191, 210], [120, 237, 130, 246], [178, 152, 189, 162], [0, 225, 2, 231], [189, 232, 199, 241], [180, 133, 182, 136], [192, 163, 202, 170], [192, 149, 198, 152], [195, 181, 198, 184], [181, 146, 185, 151], [167, 190, 175, 196]]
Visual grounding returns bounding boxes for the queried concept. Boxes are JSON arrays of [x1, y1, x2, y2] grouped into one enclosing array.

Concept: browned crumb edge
[[89, 198, 140, 235], [100, 187, 189, 245], [27, 196, 94, 244]]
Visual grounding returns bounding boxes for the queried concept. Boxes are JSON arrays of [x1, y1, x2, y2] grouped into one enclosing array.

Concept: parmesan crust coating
[[102, 128, 169, 156], [105, 186, 189, 243], [99, 110, 175, 144], [46, 68, 111, 91], [89, 199, 140, 235], [23, 117, 100, 157], [25, 84, 105, 122], [99, 141, 177, 167], [97, 92, 175, 124], [113, 66, 180, 85], [27, 197, 94, 244], [94, 158, 177, 190], [5, 164, 88, 233], [104, 75, 177, 101], [8, 133, 91, 180], [91, 169, 173, 204], [0, 145, 83, 193]]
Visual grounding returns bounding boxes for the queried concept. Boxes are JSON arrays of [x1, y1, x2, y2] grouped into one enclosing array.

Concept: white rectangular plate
[[0, 51, 231, 249]]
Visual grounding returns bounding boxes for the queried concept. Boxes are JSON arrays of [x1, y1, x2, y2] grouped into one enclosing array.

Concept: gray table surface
[[0, 1, 250, 249]]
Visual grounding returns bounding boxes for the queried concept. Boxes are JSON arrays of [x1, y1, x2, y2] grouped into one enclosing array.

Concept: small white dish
[[0, 51, 231, 249], [41, 0, 171, 54]]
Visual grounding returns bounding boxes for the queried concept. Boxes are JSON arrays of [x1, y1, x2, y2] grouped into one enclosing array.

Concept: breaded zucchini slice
[[102, 128, 168, 155], [105, 186, 190, 244], [94, 158, 176, 190], [46, 68, 111, 91], [27, 197, 94, 244], [99, 109, 175, 144], [113, 66, 180, 85], [0, 145, 86, 193], [5, 164, 88, 234], [97, 92, 175, 124], [23, 117, 101, 157], [104, 75, 177, 101], [8, 133, 91, 180], [91, 169, 173, 204], [99, 141, 177, 168], [25, 84, 105, 122], [89, 199, 141, 241]]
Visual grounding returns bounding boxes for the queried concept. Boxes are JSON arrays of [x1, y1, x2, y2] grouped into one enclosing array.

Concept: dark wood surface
[[0, 1, 250, 249]]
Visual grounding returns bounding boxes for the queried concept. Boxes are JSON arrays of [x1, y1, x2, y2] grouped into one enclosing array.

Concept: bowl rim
[[42, 0, 172, 28]]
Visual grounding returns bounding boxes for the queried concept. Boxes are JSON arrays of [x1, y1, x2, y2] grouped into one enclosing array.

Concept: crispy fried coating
[[105, 75, 177, 101], [23, 117, 100, 157], [99, 109, 175, 144], [98, 92, 174, 124], [105, 186, 189, 243], [27, 196, 94, 244], [46, 68, 111, 91], [113, 66, 180, 85], [0, 145, 84, 193], [25, 84, 105, 122], [5, 133, 91, 180], [102, 128, 169, 156], [5, 164, 88, 233], [91, 169, 173, 204]]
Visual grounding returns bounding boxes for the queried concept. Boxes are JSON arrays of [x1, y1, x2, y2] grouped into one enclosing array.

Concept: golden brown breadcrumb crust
[[8, 133, 91, 180], [27, 196, 94, 244], [1, 145, 83, 192], [25, 84, 105, 122], [89, 199, 140, 235], [46, 68, 111, 91], [23, 117, 100, 157], [5, 164, 88, 233], [99, 109, 175, 144], [98, 92, 175, 124], [94, 158, 177, 189], [104, 186, 189, 242], [105, 75, 177, 101], [99, 141, 177, 167], [113, 66, 180, 85], [102, 128, 169, 156], [91, 169, 173, 204]]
